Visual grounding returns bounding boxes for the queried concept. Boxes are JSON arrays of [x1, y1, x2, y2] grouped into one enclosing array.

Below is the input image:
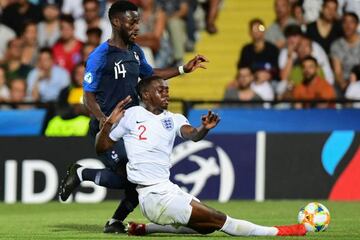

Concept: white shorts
[[137, 181, 198, 226]]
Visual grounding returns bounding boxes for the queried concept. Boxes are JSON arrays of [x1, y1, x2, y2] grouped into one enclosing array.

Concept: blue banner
[[170, 134, 256, 201], [188, 109, 360, 133], [0, 109, 46, 136]]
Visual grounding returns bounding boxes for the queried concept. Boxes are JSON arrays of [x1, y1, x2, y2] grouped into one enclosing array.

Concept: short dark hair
[[249, 18, 264, 28], [351, 65, 360, 80], [86, 27, 102, 38], [284, 24, 303, 38], [39, 47, 53, 56], [108, 0, 138, 21], [301, 55, 318, 66], [343, 12, 360, 24], [60, 14, 75, 26], [137, 76, 163, 99]]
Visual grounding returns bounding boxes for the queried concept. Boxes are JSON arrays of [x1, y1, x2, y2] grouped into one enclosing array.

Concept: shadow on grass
[[50, 224, 103, 233]]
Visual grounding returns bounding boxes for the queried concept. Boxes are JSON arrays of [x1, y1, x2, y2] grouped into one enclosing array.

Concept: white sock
[[146, 223, 197, 234], [220, 216, 278, 236], [76, 167, 85, 181]]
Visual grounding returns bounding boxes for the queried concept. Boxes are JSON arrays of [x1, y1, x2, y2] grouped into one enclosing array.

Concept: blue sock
[[82, 168, 127, 189]]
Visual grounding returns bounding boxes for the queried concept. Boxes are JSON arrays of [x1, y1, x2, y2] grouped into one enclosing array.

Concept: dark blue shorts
[[89, 118, 128, 171]]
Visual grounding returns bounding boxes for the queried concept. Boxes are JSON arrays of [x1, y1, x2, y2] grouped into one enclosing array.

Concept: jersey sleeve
[[133, 44, 154, 79], [83, 44, 108, 92], [174, 114, 190, 138], [109, 107, 136, 141]]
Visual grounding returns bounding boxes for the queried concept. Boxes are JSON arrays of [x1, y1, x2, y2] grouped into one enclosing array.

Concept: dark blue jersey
[[83, 41, 153, 116]]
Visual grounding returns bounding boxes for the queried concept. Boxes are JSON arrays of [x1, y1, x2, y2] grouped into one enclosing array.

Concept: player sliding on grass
[[59, 0, 208, 234], [95, 76, 307, 237]]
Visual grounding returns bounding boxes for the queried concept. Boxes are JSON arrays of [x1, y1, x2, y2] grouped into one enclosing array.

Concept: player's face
[[119, 11, 140, 43], [148, 80, 169, 110]]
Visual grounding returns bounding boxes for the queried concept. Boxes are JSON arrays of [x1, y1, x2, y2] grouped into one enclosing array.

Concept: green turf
[[0, 200, 358, 239]]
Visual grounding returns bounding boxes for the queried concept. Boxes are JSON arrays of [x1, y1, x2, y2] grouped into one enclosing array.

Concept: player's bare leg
[[187, 200, 306, 236], [129, 200, 307, 236]]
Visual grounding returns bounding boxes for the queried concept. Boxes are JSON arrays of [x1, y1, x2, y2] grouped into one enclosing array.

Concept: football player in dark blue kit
[[59, 0, 208, 234]]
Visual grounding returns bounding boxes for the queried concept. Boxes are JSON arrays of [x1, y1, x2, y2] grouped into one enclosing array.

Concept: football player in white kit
[[95, 76, 307, 237]]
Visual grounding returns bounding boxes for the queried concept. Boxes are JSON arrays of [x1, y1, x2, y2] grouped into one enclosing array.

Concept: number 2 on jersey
[[138, 125, 147, 140]]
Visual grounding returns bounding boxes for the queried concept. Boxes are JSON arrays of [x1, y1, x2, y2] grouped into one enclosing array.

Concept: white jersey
[[109, 106, 189, 185]]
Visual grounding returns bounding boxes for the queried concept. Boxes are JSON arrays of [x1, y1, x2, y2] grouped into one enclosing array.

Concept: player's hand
[[99, 116, 107, 130], [201, 110, 220, 130], [106, 96, 132, 125], [183, 54, 209, 73]]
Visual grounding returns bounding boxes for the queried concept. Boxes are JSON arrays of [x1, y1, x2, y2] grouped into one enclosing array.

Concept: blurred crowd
[[225, 0, 360, 108], [0, 0, 221, 110]]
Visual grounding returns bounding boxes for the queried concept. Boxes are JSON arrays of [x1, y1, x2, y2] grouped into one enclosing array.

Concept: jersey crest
[[161, 117, 174, 131]]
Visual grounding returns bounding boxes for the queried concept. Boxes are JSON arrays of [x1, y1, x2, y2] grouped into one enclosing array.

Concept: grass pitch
[[0, 200, 358, 239]]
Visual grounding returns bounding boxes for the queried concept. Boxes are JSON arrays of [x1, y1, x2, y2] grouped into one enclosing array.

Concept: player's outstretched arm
[[95, 96, 132, 154], [180, 110, 220, 142], [83, 91, 107, 128], [153, 54, 209, 80]]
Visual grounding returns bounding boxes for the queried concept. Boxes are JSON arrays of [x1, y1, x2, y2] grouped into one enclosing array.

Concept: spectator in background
[[345, 64, 360, 107], [27, 47, 70, 102], [185, 0, 197, 51], [20, 21, 39, 66], [279, 25, 334, 85], [292, 1, 306, 31], [0, 66, 10, 101], [302, 0, 323, 23], [1, 0, 42, 35], [61, 0, 83, 19], [251, 64, 275, 101], [292, 56, 336, 108], [8, 78, 29, 109], [86, 27, 102, 46], [306, 0, 342, 54], [1, 38, 32, 81], [74, 0, 112, 43], [202, 0, 221, 34], [58, 62, 88, 118], [53, 14, 83, 73], [331, 12, 360, 92], [303, 0, 360, 23], [135, 0, 167, 67], [158, 0, 189, 66], [81, 42, 96, 62], [237, 18, 279, 79], [0, 20, 16, 62], [224, 67, 262, 103], [265, 0, 297, 49], [37, 3, 61, 48]]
